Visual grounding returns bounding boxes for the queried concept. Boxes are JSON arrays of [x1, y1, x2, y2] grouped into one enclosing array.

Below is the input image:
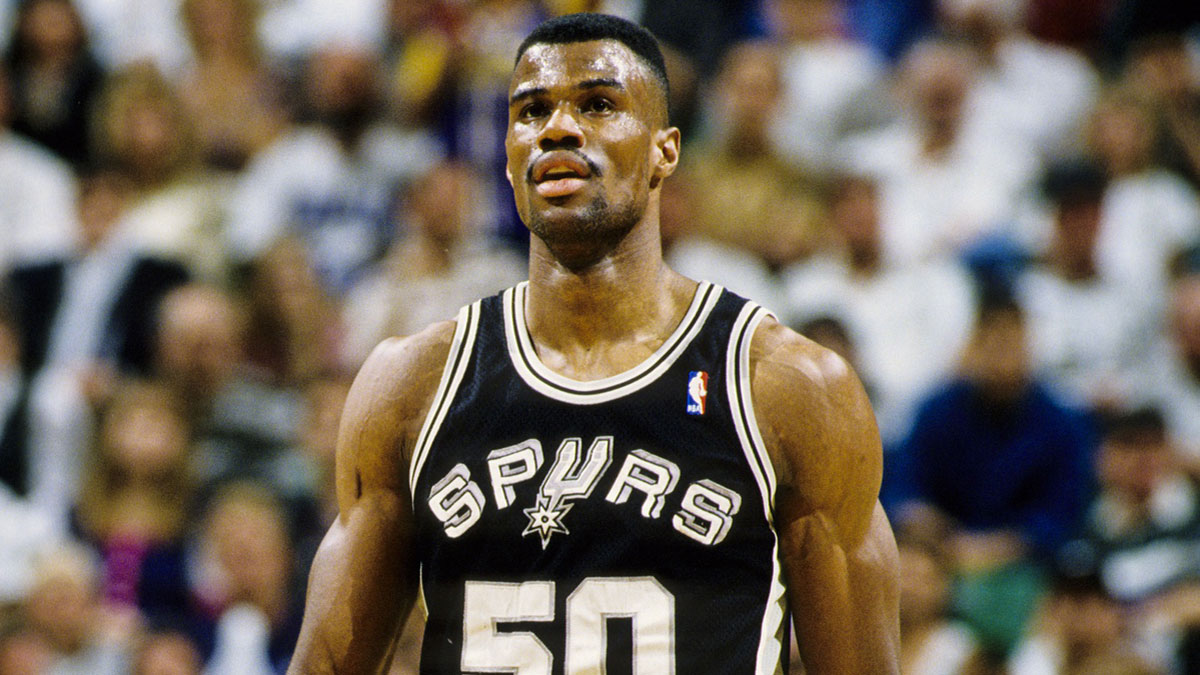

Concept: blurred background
[[0, 0, 1197, 672]]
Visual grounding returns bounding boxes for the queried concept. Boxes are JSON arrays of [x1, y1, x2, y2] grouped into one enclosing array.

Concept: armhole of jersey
[[408, 301, 481, 500], [726, 302, 779, 517], [725, 302, 788, 675]]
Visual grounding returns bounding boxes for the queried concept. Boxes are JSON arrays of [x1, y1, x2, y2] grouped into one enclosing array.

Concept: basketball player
[[288, 13, 899, 674]]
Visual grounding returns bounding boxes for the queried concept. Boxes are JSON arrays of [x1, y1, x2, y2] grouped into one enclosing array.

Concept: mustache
[[526, 149, 602, 182]]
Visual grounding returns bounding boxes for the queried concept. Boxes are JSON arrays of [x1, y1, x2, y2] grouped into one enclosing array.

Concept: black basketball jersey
[[410, 281, 787, 674]]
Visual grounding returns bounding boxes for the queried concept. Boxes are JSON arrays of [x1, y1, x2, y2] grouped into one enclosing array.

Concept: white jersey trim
[[504, 281, 722, 405], [409, 301, 482, 499], [725, 303, 787, 674]]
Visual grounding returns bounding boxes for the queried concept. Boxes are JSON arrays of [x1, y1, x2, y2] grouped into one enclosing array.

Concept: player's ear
[[649, 126, 680, 189]]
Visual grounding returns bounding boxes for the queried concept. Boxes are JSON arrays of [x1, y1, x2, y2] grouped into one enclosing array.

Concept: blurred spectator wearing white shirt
[[782, 173, 975, 442], [1014, 159, 1159, 410], [765, 0, 890, 173], [939, 0, 1099, 163], [838, 36, 1040, 267], [0, 64, 78, 276], [226, 42, 441, 296], [1084, 89, 1200, 311]]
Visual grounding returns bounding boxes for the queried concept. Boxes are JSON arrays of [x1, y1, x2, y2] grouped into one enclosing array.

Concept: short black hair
[[515, 13, 670, 107], [1099, 405, 1167, 445], [973, 279, 1024, 327], [1041, 158, 1108, 207]]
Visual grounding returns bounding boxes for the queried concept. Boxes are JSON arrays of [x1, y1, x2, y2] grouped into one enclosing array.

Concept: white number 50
[[462, 577, 675, 674]]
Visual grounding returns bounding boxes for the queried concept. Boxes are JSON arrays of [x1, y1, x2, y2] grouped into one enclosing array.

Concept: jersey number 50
[[462, 577, 675, 674]]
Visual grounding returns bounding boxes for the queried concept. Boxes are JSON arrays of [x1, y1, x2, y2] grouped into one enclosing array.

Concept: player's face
[[506, 39, 676, 264]]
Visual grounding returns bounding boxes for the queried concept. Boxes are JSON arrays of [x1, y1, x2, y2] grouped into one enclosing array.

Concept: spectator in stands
[[765, 0, 889, 172], [1084, 88, 1200, 309], [194, 483, 303, 674], [638, 0, 766, 135], [1014, 159, 1158, 409], [2, 0, 105, 168], [937, 0, 1099, 161], [688, 40, 826, 269], [226, 42, 442, 295], [342, 160, 524, 366], [895, 287, 1096, 661], [153, 284, 246, 427], [1008, 566, 1162, 675], [5, 166, 189, 380], [783, 173, 976, 442], [74, 381, 194, 622], [1121, 31, 1200, 190], [381, 0, 457, 130], [897, 537, 984, 674], [0, 63, 79, 275], [243, 238, 342, 386], [153, 283, 306, 504], [24, 543, 134, 674], [4, 168, 189, 535], [1070, 407, 1200, 673], [659, 170, 784, 311], [838, 35, 1040, 266], [178, 0, 287, 173], [91, 64, 225, 281]]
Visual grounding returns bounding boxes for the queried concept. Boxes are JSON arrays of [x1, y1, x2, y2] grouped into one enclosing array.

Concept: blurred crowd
[[0, 0, 1197, 672]]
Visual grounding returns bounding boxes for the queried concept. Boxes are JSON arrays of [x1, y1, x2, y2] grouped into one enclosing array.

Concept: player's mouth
[[530, 153, 596, 199]]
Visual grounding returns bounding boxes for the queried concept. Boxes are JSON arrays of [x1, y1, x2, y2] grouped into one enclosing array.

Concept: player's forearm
[[289, 500, 417, 674], [785, 506, 900, 674]]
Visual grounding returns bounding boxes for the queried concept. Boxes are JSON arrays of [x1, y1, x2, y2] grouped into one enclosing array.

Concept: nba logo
[[687, 371, 708, 416]]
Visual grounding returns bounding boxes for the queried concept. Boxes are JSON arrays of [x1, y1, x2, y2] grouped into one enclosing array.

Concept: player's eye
[[583, 97, 614, 114], [519, 101, 549, 120]]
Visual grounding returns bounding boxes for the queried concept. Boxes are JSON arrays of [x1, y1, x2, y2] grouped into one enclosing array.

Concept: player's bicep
[[750, 323, 899, 672], [291, 332, 452, 673], [334, 343, 410, 516]]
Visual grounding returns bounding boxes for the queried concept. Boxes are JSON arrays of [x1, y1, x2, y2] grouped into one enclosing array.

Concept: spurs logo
[[427, 436, 741, 546]]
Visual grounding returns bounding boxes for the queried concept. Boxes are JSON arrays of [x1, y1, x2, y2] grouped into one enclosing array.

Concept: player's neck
[[525, 226, 697, 380]]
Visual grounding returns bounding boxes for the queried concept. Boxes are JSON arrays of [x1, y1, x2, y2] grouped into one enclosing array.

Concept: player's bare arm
[[288, 321, 457, 674], [751, 317, 901, 673]]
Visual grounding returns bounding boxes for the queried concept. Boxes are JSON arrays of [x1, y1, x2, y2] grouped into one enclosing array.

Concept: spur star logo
[[520, 436, 613, 548], [522, 496, 573, 546]]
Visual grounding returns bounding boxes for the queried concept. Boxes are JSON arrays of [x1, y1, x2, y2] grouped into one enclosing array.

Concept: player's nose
[[538, 105, 583, 150]]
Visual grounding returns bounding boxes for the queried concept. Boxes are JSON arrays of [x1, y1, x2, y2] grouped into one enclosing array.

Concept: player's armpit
[[749, 319, 900, 673], [289, 325, 456, 674]]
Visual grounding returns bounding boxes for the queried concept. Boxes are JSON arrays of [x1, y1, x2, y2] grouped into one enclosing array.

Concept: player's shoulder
[[747, 315, 863, 410], [342, 320, 460, 458], [746, 316, 880, 490], [365, 319, 460, 381]]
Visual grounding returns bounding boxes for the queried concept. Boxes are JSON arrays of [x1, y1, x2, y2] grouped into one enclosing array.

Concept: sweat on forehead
[[515, 13, 670, 106]]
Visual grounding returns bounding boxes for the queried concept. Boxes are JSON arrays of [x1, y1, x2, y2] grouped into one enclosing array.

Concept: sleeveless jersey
[[410, 281, 786, 674]]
